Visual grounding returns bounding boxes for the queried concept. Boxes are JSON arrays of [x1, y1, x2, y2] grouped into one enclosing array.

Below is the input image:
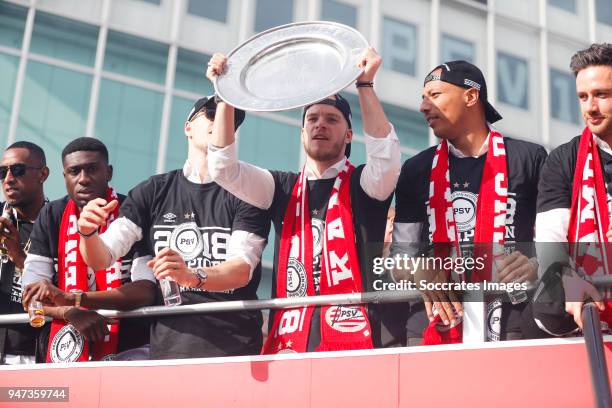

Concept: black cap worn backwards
[[186, 95, 246, 131], [424, 60, 503, 124], [302, 93, 353, 158]]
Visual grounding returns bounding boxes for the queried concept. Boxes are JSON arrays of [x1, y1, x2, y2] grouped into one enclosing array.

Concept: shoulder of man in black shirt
[[537, 136, 581, 213], [395, 146, 438, 225]]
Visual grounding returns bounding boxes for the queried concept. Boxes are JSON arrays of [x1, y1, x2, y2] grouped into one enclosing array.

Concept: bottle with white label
[[160, 278, 182, 306]]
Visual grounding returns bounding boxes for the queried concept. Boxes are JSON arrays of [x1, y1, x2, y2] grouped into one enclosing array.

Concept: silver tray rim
[[214, 20, 369, 112]]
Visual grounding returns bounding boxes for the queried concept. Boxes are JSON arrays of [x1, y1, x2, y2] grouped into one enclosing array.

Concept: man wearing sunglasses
[[0, 141, 49, 365], [75, 97, 271, 360], [532, 43, 612, 337], [22, 138, 152, 363]]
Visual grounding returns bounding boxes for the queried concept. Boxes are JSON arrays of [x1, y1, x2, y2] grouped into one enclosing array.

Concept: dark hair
[[61, 137, 109, 163], [570, 43, 612, 76], [7, 141, 46, 166]]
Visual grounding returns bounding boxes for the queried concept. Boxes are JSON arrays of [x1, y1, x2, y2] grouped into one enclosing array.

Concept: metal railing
[[1, 276, 610, 329]]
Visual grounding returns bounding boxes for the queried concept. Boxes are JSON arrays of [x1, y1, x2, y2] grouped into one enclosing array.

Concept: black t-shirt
[[0, 204, 38, 356], [396, 137, 547, 247], [538, 135, 612, 213], [118, 170, 271, 359], [394, 137, 547, 335], [268, 165, 392, 350], [28, 195, 150, 353]]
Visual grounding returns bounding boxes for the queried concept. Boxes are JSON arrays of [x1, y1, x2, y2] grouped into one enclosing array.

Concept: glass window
[[382, 17, 417, 76], [548, 0, 576, 12], [165, 96, 192, 171], [349, 140, 366, 165], [497, 52, 529, 110], [261, 231, 275, 270], [0, 1, 27, 50], [596, 0, 612, 25], [384, 102, 429, 152], [0, 54, 20, 148], [187, 0, 228, 23], [16, 62, 92, 199], [254, 0, 293, 33], [104, 30, 168, 85], [440, 34, 474, 63], [257, 264, 273, 300], [321, 0, 357, 28], [96, 79, 163, 195], [550, 68, 580, 124], [30, 11, 98, 67], [237, 115, 301, 172], [174, 48, 213, 95]]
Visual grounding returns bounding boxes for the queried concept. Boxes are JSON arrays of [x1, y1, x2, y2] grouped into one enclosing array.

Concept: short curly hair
[[61, 137, 109, 164], [569, 43, 612, 76]]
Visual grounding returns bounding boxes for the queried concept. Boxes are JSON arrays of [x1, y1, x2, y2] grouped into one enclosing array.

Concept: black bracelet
[[356, 81, 374, 88], [77, 228, 98, 238]]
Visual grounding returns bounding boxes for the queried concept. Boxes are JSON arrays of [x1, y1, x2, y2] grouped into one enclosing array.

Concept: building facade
[[1, 0, 611, 296]]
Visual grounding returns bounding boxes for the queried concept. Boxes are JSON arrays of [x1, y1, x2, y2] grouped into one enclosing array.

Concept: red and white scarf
[[423, 131, 508, 344], [567, 127, 612, 320], [47, 188, 122, 362], [262, 160, 373, 353]]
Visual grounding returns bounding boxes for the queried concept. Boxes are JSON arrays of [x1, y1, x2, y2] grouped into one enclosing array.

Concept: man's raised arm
[[206, 53, 276, 210], [355, 47, 400, 201]]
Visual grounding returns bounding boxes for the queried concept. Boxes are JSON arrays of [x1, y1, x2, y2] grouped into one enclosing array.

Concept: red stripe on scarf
[[47, 188, 122, 362], [262, 160, 373, 354], [423, 132, 508, 344], [567, 127, 612, 324]]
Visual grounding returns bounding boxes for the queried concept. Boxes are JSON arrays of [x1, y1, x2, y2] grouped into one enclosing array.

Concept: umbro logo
[[162, 212, 177, 222]]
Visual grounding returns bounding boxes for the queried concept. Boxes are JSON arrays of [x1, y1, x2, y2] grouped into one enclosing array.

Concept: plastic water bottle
[[160, 278, 182, 306]]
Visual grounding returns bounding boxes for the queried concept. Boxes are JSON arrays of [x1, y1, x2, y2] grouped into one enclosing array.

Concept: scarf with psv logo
[[567, 127, 612, 321], [47, 188, 122, 363], [262, 159, 373, 353], [423, 131, 508, 344]]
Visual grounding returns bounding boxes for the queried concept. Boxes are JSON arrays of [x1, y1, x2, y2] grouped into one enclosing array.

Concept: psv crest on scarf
[[423, 131, 508, 344]]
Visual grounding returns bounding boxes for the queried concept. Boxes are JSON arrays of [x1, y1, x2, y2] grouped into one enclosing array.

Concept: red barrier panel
[[0, 337, 610, 408]]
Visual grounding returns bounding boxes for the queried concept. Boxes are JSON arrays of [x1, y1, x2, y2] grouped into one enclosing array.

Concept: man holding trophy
[[207, 47, 400, 352]]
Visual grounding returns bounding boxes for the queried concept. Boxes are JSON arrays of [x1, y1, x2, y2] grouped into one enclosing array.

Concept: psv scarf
[[262, 160, 373, 353], [423, 131, 508, 344], [567, 127, 612, 322], [47, 188, 122, 362]]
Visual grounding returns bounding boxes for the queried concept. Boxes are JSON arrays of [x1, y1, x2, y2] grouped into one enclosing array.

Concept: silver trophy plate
[[214, 21, 368, 111]]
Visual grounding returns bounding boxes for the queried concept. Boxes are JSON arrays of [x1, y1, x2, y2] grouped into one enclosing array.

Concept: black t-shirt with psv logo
[[393, 137, 547, 338], [118, 170, 270, 360], [396, 137, 547, 247]]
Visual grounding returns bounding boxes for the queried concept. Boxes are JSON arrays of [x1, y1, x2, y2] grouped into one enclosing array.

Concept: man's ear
[[184, 121, 191, 138], [465, 88, 480, 108], [107, 164, 113, 182], [40, 166, 50, 183], [345, 128, 353, 144]]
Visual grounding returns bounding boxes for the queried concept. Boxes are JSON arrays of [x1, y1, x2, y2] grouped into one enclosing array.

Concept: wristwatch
[[70, 289, 84, 307], [193, 268, 208, 289]]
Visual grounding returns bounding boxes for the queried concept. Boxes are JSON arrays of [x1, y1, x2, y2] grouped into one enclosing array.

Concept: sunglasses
[[0, 164, 42, 179]]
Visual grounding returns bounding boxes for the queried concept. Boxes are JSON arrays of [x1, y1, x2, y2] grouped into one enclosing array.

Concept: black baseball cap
[[186, 95, 246, 131], [302, 93, 353, 158], [424, 60, 503, 123]]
